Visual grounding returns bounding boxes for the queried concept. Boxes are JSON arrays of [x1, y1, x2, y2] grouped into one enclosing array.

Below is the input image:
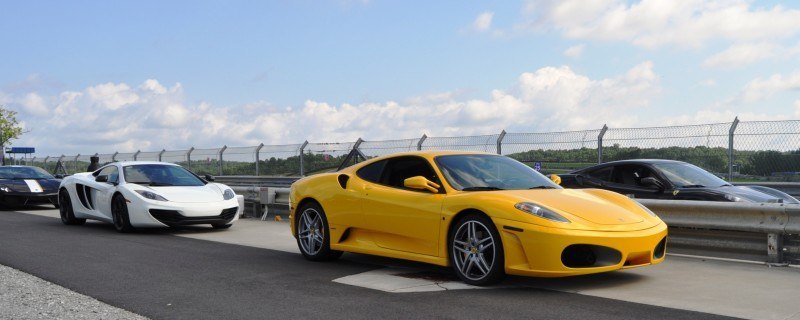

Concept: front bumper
[[126, 197, 241, 227], [495, 217, 668, 277], [0, 192, 58, 207]]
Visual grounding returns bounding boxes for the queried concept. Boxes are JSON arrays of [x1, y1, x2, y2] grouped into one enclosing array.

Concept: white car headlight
[[223, 189, 235, 200], [514, 202, 570, 223], [135, 190, 168, 201]]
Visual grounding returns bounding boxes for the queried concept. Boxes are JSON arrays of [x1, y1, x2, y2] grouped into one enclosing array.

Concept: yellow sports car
[[290, 151, 667, 285]]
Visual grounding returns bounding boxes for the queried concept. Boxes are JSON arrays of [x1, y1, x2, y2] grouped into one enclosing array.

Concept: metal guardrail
[[638, 199, 800, 264], [216, 176, 300, 188]]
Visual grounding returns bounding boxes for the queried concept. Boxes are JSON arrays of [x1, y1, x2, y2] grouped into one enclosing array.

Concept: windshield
[[435, 154, 561, 191], [0, 166, 55, 179], [123, 164, 204, 187], [652, 162, 728, 188]]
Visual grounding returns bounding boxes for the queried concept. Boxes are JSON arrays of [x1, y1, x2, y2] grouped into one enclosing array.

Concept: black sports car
[[558, 159, 799, 204], [0, 166, 62, 208]]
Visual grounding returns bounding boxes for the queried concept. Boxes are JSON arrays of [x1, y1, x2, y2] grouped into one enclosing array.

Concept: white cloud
[[524, 0, 800, 48], [7, 63, 662, 155], [703, 42, 778, 68], [699, 79, 717, 87], [563, 44, 585, 58], [21, 93, 49, 116], [740, 72, 800, 102], [472, 12, 494, 32]]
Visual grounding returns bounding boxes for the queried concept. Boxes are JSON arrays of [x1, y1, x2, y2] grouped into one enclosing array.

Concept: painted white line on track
[[333, 267, 484, 293]]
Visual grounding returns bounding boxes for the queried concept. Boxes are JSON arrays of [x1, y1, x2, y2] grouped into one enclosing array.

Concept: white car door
[[80, 166, 119, 221]]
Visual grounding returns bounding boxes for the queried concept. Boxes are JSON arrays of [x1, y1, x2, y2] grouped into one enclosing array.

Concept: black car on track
[[558, 159, 799, 204], [0, 166, 61, 208]]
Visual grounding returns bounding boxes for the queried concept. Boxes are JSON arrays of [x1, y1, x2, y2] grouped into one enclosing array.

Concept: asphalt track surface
[[0, 211, 735, 320]]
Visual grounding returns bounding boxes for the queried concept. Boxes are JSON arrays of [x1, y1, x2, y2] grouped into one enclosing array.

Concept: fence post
[[255, 143, 264, 176], [597, 124, 608, 164], [728, 117, 740, 180], [134, 150, 141, 161], [158, 149, 165, 162], [73, 154, 80, 174], [417, 134, 427, 151], [110, 152, 117, 162], [496, 130, 507, 155], [218, 145, 227, 176], [299, 141, 309, 176], [43, 156, 49, 169], [187, 147, 195, 169]]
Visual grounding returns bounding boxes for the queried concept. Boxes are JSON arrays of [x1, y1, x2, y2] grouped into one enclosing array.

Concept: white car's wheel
[[111, 194, 135, 233], [58, 189, 85, 226]]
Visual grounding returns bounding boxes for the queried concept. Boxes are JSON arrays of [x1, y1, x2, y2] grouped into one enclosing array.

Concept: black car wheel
[[58, 189, 85, 225], [111, 194, 135, 233], [295, 202, 342, 261]]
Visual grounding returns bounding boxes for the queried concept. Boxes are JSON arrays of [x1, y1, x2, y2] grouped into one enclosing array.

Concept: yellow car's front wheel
[[296, 202, 342, 261], [450, 213, 505, 286]]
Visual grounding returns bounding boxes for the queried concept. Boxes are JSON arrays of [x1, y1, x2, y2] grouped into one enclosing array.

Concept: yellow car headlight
[[514, 202, 571, 223], [633, 200, 658, 217]]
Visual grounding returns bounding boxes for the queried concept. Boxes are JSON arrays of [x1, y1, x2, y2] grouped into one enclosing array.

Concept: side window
[[356, 160, 387, 183], [380, 156, 440, 190], [585, 166, 613, 182], [611, 165, 655, 186], [97, 166, 119, 184]]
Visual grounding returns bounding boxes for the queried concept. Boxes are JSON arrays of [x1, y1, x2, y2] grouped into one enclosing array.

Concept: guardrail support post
[[767, 233, 783, 264], [255, 143, 264, 176], [299, 141, 308, 176], [417, 134, 427, 151], [158, 149, 165, 162], [728, 117, 739, 181], [133, 150, 141, 161], [218, 145, 227, 176], [597, 124, 608, 164], [496, 130, 506, 155], [187, 147, 195, 169]]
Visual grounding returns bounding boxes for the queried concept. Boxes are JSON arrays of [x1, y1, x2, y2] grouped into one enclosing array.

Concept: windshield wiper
[[681, 184, 706, 188], [462, 186, 505, 191], [529, 185, 558, 189]]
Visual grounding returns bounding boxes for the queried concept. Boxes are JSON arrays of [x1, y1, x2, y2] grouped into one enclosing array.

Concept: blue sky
[[2, 0, 800, 155]]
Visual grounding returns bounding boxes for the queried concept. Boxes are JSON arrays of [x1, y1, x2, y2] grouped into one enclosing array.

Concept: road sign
[[8, 147, 35, 154], [533, 162, 541, 171]]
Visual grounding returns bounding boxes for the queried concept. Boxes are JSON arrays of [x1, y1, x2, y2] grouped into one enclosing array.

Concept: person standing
[[87, 156, 100, 172]]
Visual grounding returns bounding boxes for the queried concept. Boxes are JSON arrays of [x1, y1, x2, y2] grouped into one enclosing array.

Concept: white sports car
[[58, 161, 243, 232]]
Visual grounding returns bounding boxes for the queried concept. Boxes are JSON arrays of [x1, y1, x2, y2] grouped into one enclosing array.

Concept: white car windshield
[[435, 154, 561, 191], [123, 165, 205, 187]]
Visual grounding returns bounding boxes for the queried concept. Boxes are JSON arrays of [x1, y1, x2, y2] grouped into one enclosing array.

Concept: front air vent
[[653, 237, 667, 259], [75, 184, 93, 210], [561, 244, 622, 268]]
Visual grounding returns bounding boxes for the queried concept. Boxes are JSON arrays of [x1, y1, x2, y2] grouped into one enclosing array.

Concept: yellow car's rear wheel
[[296, 202, 342, 261], [451, 214, 505, 285]]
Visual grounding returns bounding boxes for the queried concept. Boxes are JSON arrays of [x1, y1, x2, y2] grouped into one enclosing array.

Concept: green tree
[[0, 106, 24, 165]]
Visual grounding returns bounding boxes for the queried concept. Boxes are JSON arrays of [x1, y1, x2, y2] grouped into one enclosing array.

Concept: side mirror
[[403, 176, 440, 193], [95, 175, 109, 183], [549, 174, 561, 185], [640, 177, 664, 191], [574, 174, 584, 186], [205, 174, 215, 182]]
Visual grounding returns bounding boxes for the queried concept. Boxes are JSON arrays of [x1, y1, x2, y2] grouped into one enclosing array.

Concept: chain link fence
[[14, 118, 800, 181]]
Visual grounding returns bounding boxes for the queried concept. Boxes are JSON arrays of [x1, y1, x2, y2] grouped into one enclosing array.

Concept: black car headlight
[[515, 202, 571, 223], [135, 190, 168, 201], [0, 185, 9, 193], [223, 189, 235, 200]]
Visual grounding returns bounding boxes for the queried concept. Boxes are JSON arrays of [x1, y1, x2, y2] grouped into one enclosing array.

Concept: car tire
[[450, 213, 505, 286], [295, 202, 342, 261], [212, 223, 232, 229], [111, 194, 135, 233], [58, 189, 85, 225]]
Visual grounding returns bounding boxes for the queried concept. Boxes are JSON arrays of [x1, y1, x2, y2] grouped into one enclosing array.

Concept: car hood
[[500, 189, 646, 226], [696, 185, 797, 204], [0, 178, 60, 193], [139, 185, 224, 203]]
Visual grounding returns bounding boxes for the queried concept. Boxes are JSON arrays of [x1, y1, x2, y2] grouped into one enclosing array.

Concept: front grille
[[221, 207, 238, 220], [148, 207, 238, 226]]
